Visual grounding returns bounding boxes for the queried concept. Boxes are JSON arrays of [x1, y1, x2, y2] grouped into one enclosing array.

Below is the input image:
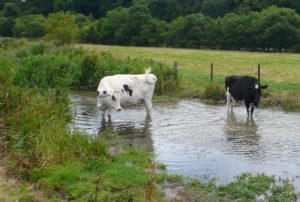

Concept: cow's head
[[109, 91, 122, 111], [250, 83, 268, 106]]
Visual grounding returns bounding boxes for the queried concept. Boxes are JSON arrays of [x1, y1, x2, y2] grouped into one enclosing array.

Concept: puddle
[[69, 91, 300, 190]]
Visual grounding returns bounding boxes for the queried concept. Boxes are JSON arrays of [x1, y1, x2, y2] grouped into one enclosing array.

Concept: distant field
[[80, 44, 300, 94]]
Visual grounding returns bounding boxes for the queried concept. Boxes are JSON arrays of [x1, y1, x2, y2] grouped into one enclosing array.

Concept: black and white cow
[[97, 68, 157, 121], [225, 75, 268, 117]]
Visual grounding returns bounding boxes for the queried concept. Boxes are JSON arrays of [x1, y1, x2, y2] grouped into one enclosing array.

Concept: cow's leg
[[226, 87, 231, 111], [100, 109, 107, 122], [250, 103, 254, 117], [245, 103, 250, 117], [231, 98, 236, 110], [107, 109, 113, 122], [144, 98, 153, 119]]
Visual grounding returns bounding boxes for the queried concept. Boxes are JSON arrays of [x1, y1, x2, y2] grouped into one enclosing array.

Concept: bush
[[13, 15, 45, 38], [44, 12, 79, 44], [281, 93, 300, 111], [5, 42, 180, 96], [203, 82, 225, 101]]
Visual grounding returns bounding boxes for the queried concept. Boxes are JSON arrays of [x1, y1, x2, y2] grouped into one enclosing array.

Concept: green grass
[[80, 44, 300, 94], [1, 40, 299, 200], [32, 146, 158, 201]]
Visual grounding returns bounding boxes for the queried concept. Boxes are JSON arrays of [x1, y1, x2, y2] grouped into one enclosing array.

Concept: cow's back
[[226, 75, 257, 101], [100, 74, 156, 104]]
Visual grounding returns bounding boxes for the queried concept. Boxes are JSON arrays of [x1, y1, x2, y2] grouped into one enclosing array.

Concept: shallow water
[[69, 91, 300, 189]]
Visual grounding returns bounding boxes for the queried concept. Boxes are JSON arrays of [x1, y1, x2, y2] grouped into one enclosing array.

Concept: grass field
[[80, 44, 300, 95]]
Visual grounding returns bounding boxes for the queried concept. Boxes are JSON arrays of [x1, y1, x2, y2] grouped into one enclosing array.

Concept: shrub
[[281, 93, 300, 111], [44, 12, 79, 44], [203, 82, 225, 101], [13, 15, 45, 38]]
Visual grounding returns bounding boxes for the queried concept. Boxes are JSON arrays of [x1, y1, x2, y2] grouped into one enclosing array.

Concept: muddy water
[[69, 91, 300, 189]]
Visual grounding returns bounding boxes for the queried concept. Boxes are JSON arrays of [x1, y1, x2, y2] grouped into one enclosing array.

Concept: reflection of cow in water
[[98, 118, 153, 151], [224, 112, 260, 147]]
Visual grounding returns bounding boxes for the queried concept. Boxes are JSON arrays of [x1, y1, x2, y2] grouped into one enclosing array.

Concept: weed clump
[[203, 82, 226, 102]]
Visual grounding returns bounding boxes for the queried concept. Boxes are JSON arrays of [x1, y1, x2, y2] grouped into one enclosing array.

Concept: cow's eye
[[112, 95, 116, 101]]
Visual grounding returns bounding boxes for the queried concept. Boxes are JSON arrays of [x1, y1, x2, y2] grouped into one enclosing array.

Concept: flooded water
[[69, 91, 300, 189]]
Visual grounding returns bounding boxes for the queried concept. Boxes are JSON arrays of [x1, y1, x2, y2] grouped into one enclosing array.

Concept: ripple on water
[[69, 92, 300, 190]]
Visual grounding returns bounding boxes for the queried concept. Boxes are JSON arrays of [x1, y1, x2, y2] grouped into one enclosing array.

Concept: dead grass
[[0, 163, 46, 202]]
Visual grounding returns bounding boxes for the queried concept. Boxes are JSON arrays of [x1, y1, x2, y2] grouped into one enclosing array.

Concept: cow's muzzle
[[117, 108, 122, 112]]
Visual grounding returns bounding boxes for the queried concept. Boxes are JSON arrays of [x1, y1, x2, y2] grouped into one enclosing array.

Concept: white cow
[[97, 68, 157, 121]]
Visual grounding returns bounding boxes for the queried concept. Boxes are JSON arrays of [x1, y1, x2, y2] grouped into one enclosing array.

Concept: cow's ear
[[260, 85, 268, 89], [112, 95, 116, 101]]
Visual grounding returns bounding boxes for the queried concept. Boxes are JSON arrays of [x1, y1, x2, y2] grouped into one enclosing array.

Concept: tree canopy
[[1, 0, 300, 51]]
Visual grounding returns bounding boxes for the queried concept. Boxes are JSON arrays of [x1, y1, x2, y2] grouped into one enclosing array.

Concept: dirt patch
[[0, 163, 46, 202]]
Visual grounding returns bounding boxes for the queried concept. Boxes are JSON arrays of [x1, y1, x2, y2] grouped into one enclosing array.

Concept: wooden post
[[210, 63, 214, 82], [173, 61, 178, 70], [258, 64, 261, 83], [173, 61, 178, 79]]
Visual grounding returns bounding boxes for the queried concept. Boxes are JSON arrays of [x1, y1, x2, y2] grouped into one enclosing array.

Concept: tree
[[126, 3, 152, 45], [3, 2, 19, 17], [79, 20, 101, 43], [167, 13, 210, 48], [0, 16, 15, 37], [53, 0, 74, 12], [98, 7, 129, 44], [73, 0, 101, 18], [44, 12, 79, 44], [23, 0, 54, 15], [139, 18, 169, 46], [263, 22, 299, 50], [13, 15, 45, 38], [201, 0, 235, 18]]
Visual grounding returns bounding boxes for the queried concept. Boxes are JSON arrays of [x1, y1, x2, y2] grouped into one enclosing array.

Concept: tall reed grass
[[0, 39, 179, 179]]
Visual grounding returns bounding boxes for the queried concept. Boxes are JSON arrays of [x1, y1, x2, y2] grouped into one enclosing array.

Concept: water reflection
[[98, 118, 154, 151], [224, 111, 261, 157], [69, 92, 300, 191]]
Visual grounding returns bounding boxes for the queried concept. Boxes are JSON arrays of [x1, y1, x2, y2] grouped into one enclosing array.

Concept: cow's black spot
[[103, 91, 107, 94], [123, 84, 133, 96], [121, 89, 124, 93]]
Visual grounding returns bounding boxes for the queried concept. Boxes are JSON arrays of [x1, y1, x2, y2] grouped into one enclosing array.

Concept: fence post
[[173, 61, 178, 70], [210, 63, 214, 82], [173, 61, 178, 79], [258, 64, 261, 83]]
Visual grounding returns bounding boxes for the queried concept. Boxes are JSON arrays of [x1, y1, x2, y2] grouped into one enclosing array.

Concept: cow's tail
[[145, 67, 152, 74], [145, 67, 157, 84]]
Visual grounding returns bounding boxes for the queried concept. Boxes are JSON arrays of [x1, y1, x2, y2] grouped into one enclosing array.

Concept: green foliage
[[1, 1, 300, 52], [184, 173, 297, 201], [2, 42, 180, 95], [281, 93, 300, 111], [30, 146, 154, 201], [98, 7, 129, 45], [204, 82, 226, 101], [0, 16, 15, 37], [44, 12, 79, 44], [79, 21, 101, 43], [216, 173, 296, 201], [3, 2, 19, 17], [13, 15, 45, 38]]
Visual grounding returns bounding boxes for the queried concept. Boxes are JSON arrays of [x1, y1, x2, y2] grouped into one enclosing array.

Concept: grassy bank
[[0, 39, 298, 200], [81, 44, 300, 110]]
